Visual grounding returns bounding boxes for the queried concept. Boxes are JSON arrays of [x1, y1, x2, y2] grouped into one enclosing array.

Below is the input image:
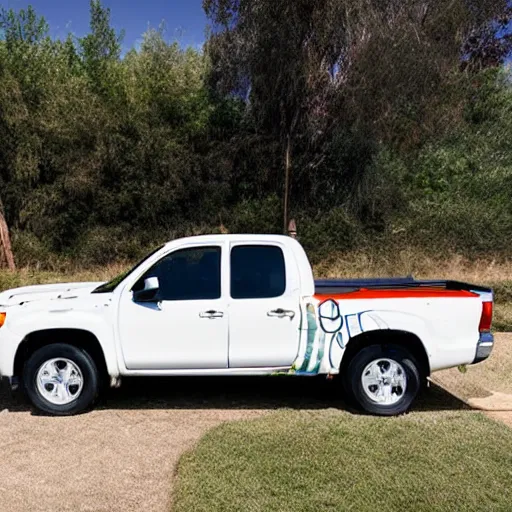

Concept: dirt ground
[[432, 333, 512, 427], [0, 335, 509, 512], [0, 377, 275, 512]]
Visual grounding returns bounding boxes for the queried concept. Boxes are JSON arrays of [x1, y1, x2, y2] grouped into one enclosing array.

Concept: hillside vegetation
[[0, 1, 511, 267]]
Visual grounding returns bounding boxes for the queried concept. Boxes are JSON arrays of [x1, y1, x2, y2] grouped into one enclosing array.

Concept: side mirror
[[133, 276, 160, 302], [318, 299, 343, 333]]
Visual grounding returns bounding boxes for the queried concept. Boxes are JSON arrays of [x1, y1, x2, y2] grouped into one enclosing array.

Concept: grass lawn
[[173, 408, 512, 512]]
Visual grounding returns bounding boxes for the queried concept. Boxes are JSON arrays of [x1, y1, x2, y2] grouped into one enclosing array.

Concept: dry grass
[[0, 264, 127, 292], [314, 250, 512, 283], [2, 253, 510, 288], [3, 254, 508, 335], [0, 253, 510, 331], [495, 303, 512, 332]]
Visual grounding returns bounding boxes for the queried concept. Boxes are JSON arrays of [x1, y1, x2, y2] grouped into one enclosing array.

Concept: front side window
[[230, 245, 286, 299], [135, 246, 221, 300]]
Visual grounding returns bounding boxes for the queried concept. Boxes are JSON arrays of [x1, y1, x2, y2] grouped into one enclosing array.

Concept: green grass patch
[[173, 410, 512, 512]]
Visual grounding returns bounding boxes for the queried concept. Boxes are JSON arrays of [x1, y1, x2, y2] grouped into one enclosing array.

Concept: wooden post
[[0, 209, 15, 271], [288, 219, 297, 238]]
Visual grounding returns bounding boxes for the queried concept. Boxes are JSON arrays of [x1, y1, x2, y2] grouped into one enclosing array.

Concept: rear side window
[[231, 245, 286, 299]]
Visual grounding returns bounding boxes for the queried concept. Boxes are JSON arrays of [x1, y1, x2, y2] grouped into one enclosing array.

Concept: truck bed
[[314, 277, 492, 295]]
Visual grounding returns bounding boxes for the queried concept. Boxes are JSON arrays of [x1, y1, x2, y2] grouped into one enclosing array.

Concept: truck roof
[[163, 234, 294, 248]]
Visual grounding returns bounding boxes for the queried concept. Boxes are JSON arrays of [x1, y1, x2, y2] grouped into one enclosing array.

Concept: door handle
[[199, 310, 224, 319], [267, 308, 295, 320]]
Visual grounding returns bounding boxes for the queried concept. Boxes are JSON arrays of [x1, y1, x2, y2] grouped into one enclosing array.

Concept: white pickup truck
[[0, 235, 494, 416]]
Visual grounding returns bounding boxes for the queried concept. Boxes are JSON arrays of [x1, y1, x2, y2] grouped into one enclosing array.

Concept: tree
[[462, 6, 512, 71], [0, 6, 54, 269], [203, 0, 511, 230], [79, 0, 125, 99], [204, 0, 345, 232], [0, 1, 510, 267]]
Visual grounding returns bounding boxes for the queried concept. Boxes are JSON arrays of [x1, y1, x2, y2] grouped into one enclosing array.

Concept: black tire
[[23, 343, 100, 416], [343, 344, 421, 416]]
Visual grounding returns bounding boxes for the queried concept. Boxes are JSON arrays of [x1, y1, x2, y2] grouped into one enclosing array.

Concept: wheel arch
[[340, 329, 431, 379], [14, 328, 110, 384]]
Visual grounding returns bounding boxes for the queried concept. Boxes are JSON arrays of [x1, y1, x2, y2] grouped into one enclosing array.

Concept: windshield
[[92, 245, 165, 294]]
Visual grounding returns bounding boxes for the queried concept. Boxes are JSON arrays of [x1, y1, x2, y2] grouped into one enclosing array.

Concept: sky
[[2, 0, 208, 51]]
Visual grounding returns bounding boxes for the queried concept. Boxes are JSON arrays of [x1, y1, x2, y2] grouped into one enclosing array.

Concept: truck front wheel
[[23, 343, 100, 416], [344, 344, 420, 416]]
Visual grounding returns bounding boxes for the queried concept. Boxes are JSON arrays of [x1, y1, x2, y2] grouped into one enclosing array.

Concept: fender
[[8, 307, 120, 379], [344, 309, 433, 355]]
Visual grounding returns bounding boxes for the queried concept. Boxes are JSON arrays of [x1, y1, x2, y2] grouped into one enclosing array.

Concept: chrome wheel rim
[[361, 358, 407, 405], [36, 358, 84, 405]]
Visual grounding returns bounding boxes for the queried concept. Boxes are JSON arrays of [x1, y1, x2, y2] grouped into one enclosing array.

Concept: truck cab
[[107, 235, 312, 372]]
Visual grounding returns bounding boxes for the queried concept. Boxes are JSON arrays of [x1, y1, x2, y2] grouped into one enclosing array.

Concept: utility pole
[[283, 134, 291, 233]]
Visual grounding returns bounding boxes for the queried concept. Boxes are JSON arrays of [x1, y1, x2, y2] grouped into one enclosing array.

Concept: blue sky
[[2, 0, 208, 51]]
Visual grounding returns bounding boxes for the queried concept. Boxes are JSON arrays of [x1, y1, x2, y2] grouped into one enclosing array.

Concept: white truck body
[[0, 235, 494, 415]]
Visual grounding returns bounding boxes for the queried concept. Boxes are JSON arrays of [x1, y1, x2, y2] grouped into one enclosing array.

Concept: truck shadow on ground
[[0, 376, 468, 414]]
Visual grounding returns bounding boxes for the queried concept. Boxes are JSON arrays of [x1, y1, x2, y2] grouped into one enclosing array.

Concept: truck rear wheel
[[344, 344, 420, 416], [23, 343, 100, 416]]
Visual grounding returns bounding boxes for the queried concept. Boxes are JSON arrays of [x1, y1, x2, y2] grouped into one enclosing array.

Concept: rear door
[[228, 243, 302, 368]]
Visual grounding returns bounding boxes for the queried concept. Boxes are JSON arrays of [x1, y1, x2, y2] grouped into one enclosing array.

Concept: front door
[[118, 245, 228, 370], [228, 244, 301, 368]]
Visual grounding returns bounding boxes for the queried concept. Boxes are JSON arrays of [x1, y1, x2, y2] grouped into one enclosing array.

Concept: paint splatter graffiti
[[291, 299, 383, 375]]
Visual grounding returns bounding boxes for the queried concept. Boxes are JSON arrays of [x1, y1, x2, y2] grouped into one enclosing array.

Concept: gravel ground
[[1, 335, 509, 512]]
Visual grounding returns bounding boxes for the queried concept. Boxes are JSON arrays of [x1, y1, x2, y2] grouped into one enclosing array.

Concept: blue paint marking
[[336, 331, 344, 349], [344, 313, 357, 338]]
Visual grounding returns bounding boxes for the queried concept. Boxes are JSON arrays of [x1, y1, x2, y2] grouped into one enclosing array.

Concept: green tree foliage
[[204, 0, 512, 254], [0, 2, 228, 265], [0, 1, 510, 267], [79, 0, 124, 100], [204, 0, 511, 190]]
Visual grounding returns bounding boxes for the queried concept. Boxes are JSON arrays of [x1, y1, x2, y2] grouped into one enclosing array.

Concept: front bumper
[[473, 332, 494, 364]]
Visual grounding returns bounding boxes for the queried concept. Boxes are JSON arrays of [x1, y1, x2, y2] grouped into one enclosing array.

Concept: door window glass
[[135, 246, 221, 300], [230, 245, 286, 299]]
